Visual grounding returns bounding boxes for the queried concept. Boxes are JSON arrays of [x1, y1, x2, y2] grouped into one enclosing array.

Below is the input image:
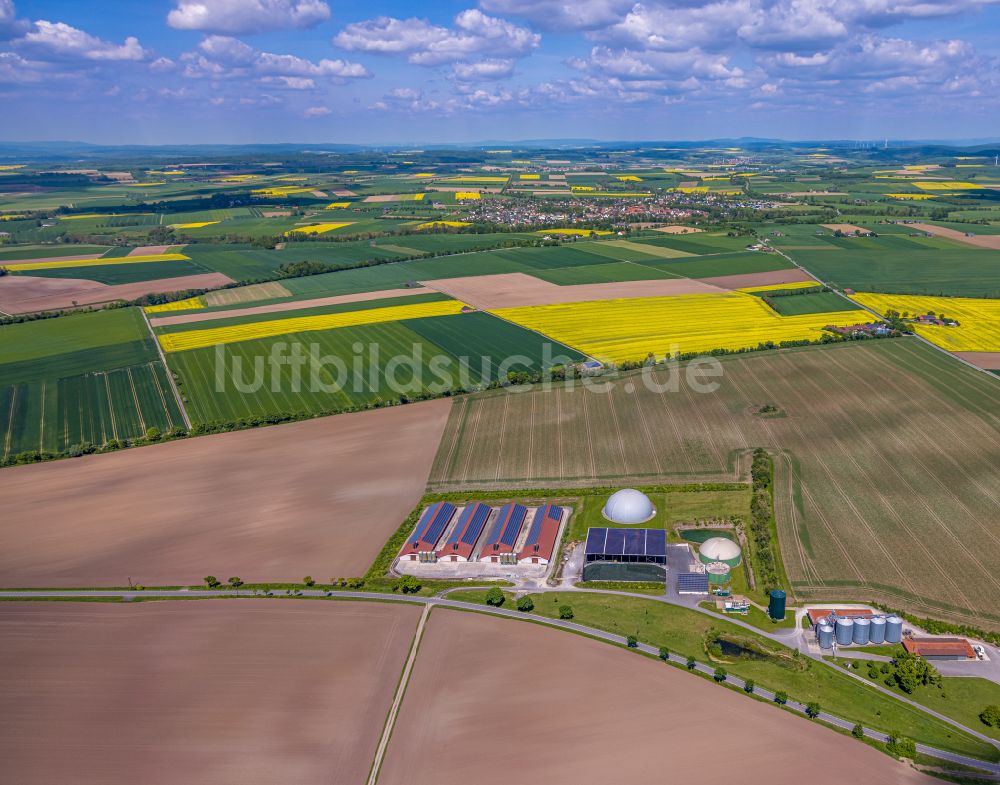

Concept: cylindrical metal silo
[[853, 617, 871, 645], [835, 617, 854, 646], [869, 616, 886, 644], [768, 589, 786, 621], [817, 624, 834, 649], [885, 616, 904, 644]]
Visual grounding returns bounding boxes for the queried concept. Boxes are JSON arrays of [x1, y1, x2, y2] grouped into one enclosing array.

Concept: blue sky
[[1, 0, 999, 144]]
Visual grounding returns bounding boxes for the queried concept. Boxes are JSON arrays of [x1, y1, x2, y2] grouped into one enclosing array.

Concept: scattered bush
[[980, 705, 1000, 728], [485, 587, 505, 606], [516, 596, 534, 613]]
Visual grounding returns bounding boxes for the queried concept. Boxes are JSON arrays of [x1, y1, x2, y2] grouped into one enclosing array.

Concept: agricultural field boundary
[[140, 308, 191, 429]]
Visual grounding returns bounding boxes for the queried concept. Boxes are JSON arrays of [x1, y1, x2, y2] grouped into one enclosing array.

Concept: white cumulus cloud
[[19, 20, 149, 61], [167, 0, 331, 34], [334, 9, 539, 65]]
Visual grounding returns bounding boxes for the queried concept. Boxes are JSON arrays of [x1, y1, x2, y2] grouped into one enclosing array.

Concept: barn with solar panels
[[517, 504, 564, 565], [479, 503, 527, 564], [437, 503, 492, 562], [582, 527, 667, 582], [400, 501, 456, 562]]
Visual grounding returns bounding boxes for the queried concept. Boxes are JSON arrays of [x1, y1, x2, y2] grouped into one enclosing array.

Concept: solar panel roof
[[412, 502, 455, 546], [585, 527, 669, 558], [677, 573, 709, 591], [624, 529, 644, 556], [461, 504, 491, 545], [485, 503, 526, 548], [605, 528, 626, 555], [646, 529, 667, 557]]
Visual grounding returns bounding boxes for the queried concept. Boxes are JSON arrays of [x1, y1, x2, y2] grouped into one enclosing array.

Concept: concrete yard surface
[[378, 609, 938, 785], [0, 600, 421, 785]]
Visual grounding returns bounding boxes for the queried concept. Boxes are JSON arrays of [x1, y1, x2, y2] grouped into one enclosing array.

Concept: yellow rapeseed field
[[170, 221, 220, 229], [852, 293, 1000, 352], [144, 296, 205, 314], [8, 253, 189, 271], [735, 281, 822, 293], [285, 222, 353, 235], [0, 164, 25, 170], [158, 299, 468, 352], [416, 220, 471, 229], [412, 173, 436, 178], [0, 214, 27, 221], [519, 174, 540, 180], [491, 293, 868, 362], [670, 186, 709, 193], [886, 193, 936, 200], [325, 202, 351, 209], [616, 175, 643, 182], [539, 228, 613, 236], [445, 176, 508, 183], [454, 192, 481, 200], [915, 181, 984, 190]]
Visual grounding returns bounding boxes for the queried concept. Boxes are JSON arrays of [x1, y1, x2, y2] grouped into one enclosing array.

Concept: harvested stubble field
[[0, 601, 420, 785], [378, 610, 936, 785], [0, 400, 451, 586], [429, 340, 1000, 627]]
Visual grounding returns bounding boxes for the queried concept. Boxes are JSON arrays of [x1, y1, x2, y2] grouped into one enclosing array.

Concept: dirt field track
[[379, 610, 936, 785], [909, 222, 1000, 249], [0, 601, 419, 785], [0, 399, 451, 586], [430, 340, 1000, 627], [422, 272, 723, 309]]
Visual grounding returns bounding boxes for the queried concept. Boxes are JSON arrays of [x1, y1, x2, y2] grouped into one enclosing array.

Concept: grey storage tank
[[835, 616, 855, 646], [869, 616, 886, 644], [885, 616, 904, 644], [817, 624, 834, 649], [853, 617, 871, 645]]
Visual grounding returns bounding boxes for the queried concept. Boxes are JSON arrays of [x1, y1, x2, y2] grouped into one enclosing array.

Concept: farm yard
[[430, 339, 1000, 628], [0, 601, 421, 785]]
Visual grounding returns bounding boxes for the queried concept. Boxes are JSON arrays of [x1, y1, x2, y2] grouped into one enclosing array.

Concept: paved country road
[[1, 587, 998, 776]]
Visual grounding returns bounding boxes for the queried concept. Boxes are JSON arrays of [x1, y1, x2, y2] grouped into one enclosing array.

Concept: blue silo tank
[[835, 617, 854, 646], [817, 624, 834, 649], [853, 617, 871, 645], [869, 616, 886, 644], [885, 616, 904, 644], [768, 589, 786, 620]]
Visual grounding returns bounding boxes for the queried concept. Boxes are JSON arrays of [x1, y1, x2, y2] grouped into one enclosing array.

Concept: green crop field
[[153, 292, 451, 334], [785, 246, 1000, 297], [0, 244, 110, 261], [530, 261, 681, 284], [641, 251, 794, 279], [429, 339, 1000, 629], [0, 309, 182, 455], [764, 291, 856, 315], [168, 310, 582, 423], [13, 258, 211, 284]]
